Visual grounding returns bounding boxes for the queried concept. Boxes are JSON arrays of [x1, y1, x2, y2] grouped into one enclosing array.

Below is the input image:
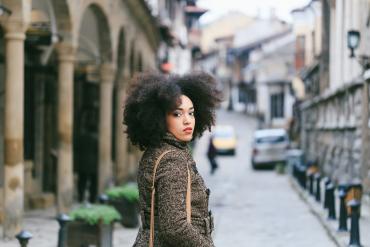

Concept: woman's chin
[[179, 134, 193, 142]]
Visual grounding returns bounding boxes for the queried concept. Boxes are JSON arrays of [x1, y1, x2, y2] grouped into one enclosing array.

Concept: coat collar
[[163, 132, 188, 150]]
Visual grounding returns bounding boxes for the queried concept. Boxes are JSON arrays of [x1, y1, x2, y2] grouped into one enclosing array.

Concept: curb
[[289, 177, 345, 247]]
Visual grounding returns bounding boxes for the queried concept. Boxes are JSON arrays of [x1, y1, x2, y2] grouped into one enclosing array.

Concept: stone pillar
[[3, 26, 26, 239], [361, 76, 370, 185], [115, 79, 129, 184], [98, 63, 115, 194], [55, 43, 75, 213]]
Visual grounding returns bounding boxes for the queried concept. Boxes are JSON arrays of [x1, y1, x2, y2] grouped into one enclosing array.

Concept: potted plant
[[66, 204, 121, 247], [105, 183, 140, 228]]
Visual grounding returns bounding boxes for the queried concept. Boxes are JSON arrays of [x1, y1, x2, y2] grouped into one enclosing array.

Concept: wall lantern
[[347, 29, 370, 70], [347, 30, 360, 58]]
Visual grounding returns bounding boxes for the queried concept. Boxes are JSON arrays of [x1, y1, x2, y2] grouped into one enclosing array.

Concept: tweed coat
[[132, 133, 215, 247]]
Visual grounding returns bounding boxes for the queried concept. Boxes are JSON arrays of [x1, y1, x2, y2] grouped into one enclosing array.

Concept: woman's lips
[[183, 127, 193, 133]]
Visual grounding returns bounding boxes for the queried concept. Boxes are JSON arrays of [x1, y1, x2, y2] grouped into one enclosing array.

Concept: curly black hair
[[123, 72, 222, 150]]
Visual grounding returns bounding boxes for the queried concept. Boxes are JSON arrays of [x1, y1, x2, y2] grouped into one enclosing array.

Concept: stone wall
[[301, 81, 368, 188]]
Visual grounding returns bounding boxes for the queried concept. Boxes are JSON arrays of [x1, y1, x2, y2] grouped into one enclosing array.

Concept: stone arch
[[73, 3, 113, 202], [76, 3, 112, 64], [50, 0, 73, 43]]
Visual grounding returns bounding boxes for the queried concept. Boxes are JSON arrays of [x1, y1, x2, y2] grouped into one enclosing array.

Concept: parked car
[[212, 125, 237, 155], [251, 128, 289, 169]]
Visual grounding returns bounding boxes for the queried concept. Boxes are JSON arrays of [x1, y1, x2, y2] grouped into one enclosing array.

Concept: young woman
[[124, 72, 221, 247]]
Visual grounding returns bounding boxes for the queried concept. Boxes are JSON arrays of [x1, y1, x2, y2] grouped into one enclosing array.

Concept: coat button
[[206, 188, 211, 196]]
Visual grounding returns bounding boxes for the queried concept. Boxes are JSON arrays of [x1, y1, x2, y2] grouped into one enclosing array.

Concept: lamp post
[[347, 30, 360, 58], [347, 29, 370, 69]]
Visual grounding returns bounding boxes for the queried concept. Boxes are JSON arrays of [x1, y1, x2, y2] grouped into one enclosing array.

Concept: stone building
[[298, 0, 370, 194], [290, 0, 322, 145], [231, 17, 291, 113], [244, 31, 295, 128], [0, 0, 202, 239]]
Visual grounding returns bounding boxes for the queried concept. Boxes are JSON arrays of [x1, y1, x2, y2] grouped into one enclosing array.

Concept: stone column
[[361, 75, 370, 184], [98, 63, 115, 194], [55, 43, 75, 213], [3, 25, 26, 239], [115, 79, 129, 184]]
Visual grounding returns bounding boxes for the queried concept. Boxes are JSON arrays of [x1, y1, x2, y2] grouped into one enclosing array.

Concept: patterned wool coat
[[133, 133, 215, 247]]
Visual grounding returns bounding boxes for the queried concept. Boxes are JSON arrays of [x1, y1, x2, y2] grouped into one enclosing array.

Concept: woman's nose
[[183, 114, 190, 124]]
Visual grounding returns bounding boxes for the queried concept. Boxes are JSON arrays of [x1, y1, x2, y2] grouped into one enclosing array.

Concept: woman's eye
[[189, 112, 195, 116], [173, 112, 182, 117]]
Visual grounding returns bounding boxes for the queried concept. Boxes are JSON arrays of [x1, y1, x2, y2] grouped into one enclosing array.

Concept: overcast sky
[[197, 0, 311, 24]]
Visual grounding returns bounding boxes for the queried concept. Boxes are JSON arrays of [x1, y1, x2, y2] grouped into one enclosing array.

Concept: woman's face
[[166, 95, 195, 142]]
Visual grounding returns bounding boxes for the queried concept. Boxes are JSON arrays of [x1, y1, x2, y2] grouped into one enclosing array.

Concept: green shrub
[[69, 204, 121, 225], [105, 183, 139, 202]]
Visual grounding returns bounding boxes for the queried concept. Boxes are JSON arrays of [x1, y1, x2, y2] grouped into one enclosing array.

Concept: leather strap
[[149, 150, 191, 247]]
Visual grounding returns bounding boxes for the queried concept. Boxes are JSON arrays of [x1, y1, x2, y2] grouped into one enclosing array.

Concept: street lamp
[[347, 29, 370, 70], [347, 30, 360, 58]]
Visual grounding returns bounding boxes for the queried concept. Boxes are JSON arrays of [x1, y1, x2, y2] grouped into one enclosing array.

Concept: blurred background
[[0, 0, 370, 246]]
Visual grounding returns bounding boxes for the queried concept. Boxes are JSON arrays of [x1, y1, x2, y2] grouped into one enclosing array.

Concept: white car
[[251, 128, 289, 169]]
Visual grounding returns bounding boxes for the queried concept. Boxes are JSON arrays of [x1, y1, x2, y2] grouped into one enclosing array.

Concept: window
[[270, 92, 284, 118]]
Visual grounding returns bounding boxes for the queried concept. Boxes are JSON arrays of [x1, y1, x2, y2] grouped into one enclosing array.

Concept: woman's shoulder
[[141, 144, 175, 165], [148, 144, 190, 167], [145, 142, 186, 158]]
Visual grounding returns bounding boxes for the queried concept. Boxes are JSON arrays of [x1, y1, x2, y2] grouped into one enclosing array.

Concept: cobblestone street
[[0, 110, 338, 247], [193, 110, 337, 246]]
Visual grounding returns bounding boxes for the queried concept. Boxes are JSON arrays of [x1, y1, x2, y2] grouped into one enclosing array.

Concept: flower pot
[[110, 197, 139, 228], [66, 220, 113, 247]]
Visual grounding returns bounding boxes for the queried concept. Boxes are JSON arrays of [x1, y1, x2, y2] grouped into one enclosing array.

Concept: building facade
[[0, 0, 196, 239], [245, 31, 295, 128], [298, 0, 370, 195], [231, 17, 291, 113]]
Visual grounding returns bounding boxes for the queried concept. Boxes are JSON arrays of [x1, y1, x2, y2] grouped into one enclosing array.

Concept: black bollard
[[301, 167, 307, 190], [15, 230, 32, 247], [323, 178, 331, 209], [314, 173, 321, 202], [326, 183, 336, 220], [293, 164, 298, 180], [57, 213, 72, 247], [347, 182, 363, 218], [297, 166, 303, 188], [308, 173, 314, 195], [99, 194, 109, 204], [298, 165, 307, 189], [348, 199, 362, 247], [337, 186, 348, 232]]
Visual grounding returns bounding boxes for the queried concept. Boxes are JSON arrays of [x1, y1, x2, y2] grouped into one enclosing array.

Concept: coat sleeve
[[155, 154, 213, 247]]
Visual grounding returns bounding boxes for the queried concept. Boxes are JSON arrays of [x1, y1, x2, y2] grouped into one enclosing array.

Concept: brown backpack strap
[[149, 150, 192, 247], [186, 166, 191, 223]]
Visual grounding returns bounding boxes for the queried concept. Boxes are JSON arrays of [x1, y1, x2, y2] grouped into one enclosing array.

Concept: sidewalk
[[290, 177, 370, 247], [0, 206, 138, 247]]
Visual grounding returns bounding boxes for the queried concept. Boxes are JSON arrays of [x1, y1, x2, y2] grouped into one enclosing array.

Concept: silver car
[[251, 128, 289, 169]]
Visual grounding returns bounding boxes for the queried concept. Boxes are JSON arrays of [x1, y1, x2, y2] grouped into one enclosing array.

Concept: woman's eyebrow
[[176, 107, 194, 111]]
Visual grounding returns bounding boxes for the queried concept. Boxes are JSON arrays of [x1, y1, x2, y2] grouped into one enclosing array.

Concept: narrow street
[[193, 109, 337, 247], [0, 110, 338, 247]]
